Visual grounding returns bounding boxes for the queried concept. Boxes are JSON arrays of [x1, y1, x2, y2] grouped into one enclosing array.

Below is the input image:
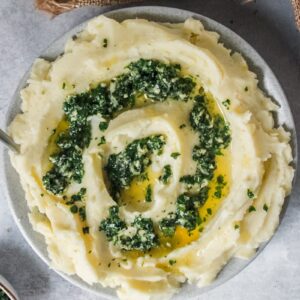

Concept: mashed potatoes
[[9, 16, 294, 300]]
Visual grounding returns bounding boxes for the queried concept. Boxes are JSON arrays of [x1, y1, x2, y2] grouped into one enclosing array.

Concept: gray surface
[[0, 0, 299, 300]]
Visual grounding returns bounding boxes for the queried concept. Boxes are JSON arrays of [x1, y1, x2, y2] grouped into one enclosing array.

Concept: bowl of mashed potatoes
[[3, 6, 296, 300]]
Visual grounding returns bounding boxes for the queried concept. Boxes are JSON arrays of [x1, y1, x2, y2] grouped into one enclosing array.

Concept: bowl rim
[[0, 275, 19, 300], [2, 5, 298, 300]]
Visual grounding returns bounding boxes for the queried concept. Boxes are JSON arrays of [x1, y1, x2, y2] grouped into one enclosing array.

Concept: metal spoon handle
[[0, 128, 20, 153]]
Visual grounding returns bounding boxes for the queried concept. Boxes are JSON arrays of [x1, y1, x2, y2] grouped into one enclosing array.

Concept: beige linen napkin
[[36, 0, 141, 15], [292, 0, 300, 29], [36, 0, 300, 30]]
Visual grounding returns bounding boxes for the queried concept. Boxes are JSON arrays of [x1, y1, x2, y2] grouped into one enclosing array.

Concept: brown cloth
[[36, 0, 300, 30], [292, 0, 300, 30], [36, 0, 140, 15]]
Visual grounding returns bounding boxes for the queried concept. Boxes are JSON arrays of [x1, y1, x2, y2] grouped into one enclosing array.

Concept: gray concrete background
[[0, 0, 299, 299]]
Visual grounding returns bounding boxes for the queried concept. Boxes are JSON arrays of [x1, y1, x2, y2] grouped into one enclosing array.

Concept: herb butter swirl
[[9, 16, 294, 300]]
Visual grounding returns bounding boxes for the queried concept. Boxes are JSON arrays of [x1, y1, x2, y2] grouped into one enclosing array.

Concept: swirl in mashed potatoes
[[9, 16, 294, 300]]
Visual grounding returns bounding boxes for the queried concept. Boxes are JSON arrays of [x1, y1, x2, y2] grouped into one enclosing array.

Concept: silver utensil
[[0, 128, 20, 153]]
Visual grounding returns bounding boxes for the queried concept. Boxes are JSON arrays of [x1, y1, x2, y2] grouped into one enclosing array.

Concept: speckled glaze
[[2, 6, 297, 300]]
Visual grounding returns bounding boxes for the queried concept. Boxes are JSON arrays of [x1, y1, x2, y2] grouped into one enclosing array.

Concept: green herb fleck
[[137, 173, 149, 182], [79, 206, 86, 221], [66, 187, 86, 205], [247, 189, 255, 199], [179, 124, 186, 129], [234, 224, 240, 230], [82, 226, 89, 234], [171, 152, 181, 159], [222, 99, 231, 110], [248, 205, 256, 213], [62, 82, 66, 89], [99, 121, 109, 131], [145, 184, 152, 202], [159, 214, 177, 237], [207, 208, 212, 215], [214, 175, 226, 198], [169, 259, 177, 265], [245, 86, 248, 92], [103, 38, 108, 48], [159, 165, 172, 184], [70, 205, 78, 214], [263, 204, 269, 212], [98, 136, 106, 146]]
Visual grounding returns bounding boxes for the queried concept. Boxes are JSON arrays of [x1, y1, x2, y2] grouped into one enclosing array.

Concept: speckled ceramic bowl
[[2, 6, 297, 300]]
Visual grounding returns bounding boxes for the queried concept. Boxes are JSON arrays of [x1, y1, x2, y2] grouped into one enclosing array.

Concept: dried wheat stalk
[[36, 0, 141, 15]]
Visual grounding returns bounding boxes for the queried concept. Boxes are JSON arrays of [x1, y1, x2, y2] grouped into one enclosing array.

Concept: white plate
[[2, 6, 297, 300]]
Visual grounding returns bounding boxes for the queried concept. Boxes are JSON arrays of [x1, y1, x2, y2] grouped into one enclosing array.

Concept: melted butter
[[135, 95, 149, 108], [103, 57, 118, 69], [124, 88, 231, 261], [40, 71, 231, 262], [124, 161, 231, 264], [197, 91, 231, 235], [149, 149, 231, 260], [42, 118, 69, 173], [120, 167, 159, 212], [199, 148, 231, 227]]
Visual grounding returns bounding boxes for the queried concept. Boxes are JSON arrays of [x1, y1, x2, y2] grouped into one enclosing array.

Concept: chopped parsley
[[248, 205, 256, 213], [159, 188, 208, 234], [137, 173, 149, 182], [222, 99, 231, 110], [159, 165, 172, 184], [66, 187, 86, 205], [160, 94, 230, 236], [169, 259, 177, 265], [214, 175, 226, 198], [159, 213, 177, 237], [42, 58, 232, 252], [99, 206, 158, 252], [79, 206, 86, 221], [234, 224, 240, 230], [263, 204, 269, 212], [245, 86, 248, 92], [64, 188, 87, 222], [247, 189, 255, 199], [82, 226, 89, 234], [99, 121, 109, 131], [98, 136, 106, 145], [145, 185, 152, 202], [70, 205, 78, 214], [207, 208, 212, 215], [43, 59, 196, 195], [62, 82, 66, 89], [105, 135, 165, 200], [171, 152, 181, 159], [103, 38, 108, 48]]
